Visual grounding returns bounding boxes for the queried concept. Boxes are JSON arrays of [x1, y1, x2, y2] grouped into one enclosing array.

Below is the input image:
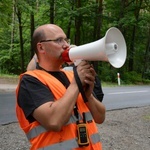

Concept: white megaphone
[[62, 27, 127, 68]]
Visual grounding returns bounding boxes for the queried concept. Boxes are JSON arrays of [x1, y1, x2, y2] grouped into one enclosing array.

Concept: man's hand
[[84, 65, 96, 98], [76, 61, 96, 98]]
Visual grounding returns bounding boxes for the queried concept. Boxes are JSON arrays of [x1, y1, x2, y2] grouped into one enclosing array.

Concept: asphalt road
[[102, 85, 150, 110], [0, 91, 17, 124], [0, 85, 150, 125]]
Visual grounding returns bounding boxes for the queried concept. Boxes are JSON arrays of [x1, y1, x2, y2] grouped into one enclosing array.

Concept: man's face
[[39, 25, 70, 63]]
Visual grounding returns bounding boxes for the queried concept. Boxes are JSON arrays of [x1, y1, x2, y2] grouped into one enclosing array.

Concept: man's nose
[[62, 41, 70, 49]]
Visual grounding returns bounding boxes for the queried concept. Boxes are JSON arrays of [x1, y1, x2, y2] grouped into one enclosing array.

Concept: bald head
[[32, 24, 64, 55]]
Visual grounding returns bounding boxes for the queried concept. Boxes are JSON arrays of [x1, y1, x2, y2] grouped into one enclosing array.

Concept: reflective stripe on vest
[[38, 133, 100, 150], [66, 111, 93, 125], [26, 111, 93, 140], [90, 133, 101, 144]]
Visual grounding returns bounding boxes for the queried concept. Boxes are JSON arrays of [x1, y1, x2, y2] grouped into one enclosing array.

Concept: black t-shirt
[[18, 69, 104, 123]]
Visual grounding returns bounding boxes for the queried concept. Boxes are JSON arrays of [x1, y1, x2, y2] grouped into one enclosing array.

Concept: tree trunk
[[28, 0, 35, 59], [128, 25, 135, 71], [10, 0, 15, 52], [128, 0, 143, 71], [94, 0, 103, 40], [66, 19, 72, 40], [50, 0, 55, 23], [17, 9, 24, 73], [93, 0, 103, 73], [75, 0, 82, 46], [30, 12, 35, 58], [142, 27, 150, 79]]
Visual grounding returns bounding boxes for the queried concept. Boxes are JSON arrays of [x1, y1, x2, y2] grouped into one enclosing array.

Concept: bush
[[98, 64, 118, 83], [122, 71, 142, 84], [143, 69, 150, 80]]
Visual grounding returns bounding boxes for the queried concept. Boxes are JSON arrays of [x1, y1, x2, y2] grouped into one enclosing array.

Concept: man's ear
[[37, 43, 45, 53]]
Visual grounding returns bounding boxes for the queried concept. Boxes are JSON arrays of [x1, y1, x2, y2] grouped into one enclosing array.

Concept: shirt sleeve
[[93, 75, 104, 102], [17, 74, 54, 121]]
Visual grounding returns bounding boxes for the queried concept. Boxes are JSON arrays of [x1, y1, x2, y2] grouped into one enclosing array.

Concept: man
[[16, 24, 106, 150]]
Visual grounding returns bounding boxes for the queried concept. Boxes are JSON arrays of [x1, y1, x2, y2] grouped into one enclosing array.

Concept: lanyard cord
[[74, 105, 86, 124], [74, 104, 79, 124], [73, 66, 88, 124], [73, 66, 88, 103]]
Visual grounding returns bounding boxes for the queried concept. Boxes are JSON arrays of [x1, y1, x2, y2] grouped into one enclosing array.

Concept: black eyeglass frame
[[40, 37, 70, 45]]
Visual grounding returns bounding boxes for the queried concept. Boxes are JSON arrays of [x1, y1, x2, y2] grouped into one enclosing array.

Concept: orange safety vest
[[16, 70, 102, 150]]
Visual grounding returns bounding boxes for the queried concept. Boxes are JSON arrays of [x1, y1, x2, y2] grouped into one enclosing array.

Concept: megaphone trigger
[[73, 59, 82, 66]]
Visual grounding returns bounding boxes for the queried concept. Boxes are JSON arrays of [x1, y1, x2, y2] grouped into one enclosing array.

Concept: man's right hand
[[76, 61, 93, 87]]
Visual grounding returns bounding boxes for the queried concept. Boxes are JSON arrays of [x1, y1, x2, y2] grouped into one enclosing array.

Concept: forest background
[[0, 0, 149, 84]]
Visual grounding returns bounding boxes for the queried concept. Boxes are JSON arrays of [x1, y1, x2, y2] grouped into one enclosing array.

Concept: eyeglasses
[[40, 37, 70, 45]]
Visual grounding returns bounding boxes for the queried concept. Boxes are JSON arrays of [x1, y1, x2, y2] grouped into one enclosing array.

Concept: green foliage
[[0, 0, 13, 26], [122, 71, 145, 84], [98, 64, 118, 83], [0, 48, 21, 74], [143, 69, 150, 80], [0, 0, 149, 84]]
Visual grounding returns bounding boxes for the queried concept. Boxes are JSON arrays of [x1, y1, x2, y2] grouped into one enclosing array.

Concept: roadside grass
[[101, 81, 136, 87], [0, 73, 18, 78], [102, 82, 120, 87], [0, 74, 149, 86], [0, 74, 126, 86], [0, 74, 18, 84]]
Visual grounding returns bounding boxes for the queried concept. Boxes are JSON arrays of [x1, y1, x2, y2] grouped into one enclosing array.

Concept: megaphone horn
[[62, 27, 127, 68]]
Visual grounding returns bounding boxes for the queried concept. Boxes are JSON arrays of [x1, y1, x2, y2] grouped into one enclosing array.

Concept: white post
[[117, 73, 121, 86]]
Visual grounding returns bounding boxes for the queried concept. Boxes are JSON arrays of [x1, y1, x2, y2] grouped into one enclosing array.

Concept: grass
[[0, 74, 149, 86], [102, 82, 120, 87], [0, 74, 18, 84], [0, 73, 18, 78], [143, 115, 150, 120]]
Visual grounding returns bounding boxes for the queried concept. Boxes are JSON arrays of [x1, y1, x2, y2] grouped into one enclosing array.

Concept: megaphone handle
[[73, 66, 88, 103], [74, 59, 82, 66]]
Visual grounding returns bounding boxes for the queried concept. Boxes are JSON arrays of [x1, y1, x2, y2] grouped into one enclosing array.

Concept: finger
[[77, 65, 91, 75], [84, 79, 94, 85], [85, 76, 95, 83], [78, 60, 90, 67], [89, 67, 96, 76]]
